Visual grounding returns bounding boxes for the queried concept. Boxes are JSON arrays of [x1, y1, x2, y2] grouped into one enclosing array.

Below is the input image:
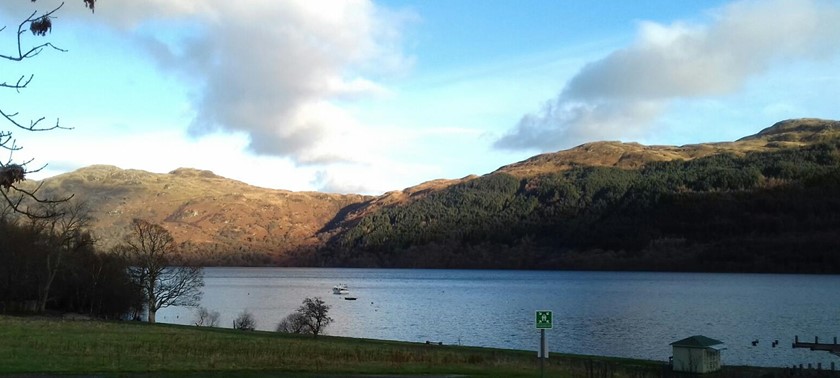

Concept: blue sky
[[1, 0, 839, 194]]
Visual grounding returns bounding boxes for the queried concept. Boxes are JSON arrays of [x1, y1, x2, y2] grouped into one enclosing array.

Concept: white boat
[[332, 284, 349, 294]]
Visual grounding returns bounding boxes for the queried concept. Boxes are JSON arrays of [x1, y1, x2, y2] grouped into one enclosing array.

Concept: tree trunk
[[38, 255, 59, 313], [37, 282, 50, 313], [148, 298, 156, 323]]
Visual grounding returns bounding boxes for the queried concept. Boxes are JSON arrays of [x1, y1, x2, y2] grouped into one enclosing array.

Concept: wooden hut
[[670, 335, 725, 373]]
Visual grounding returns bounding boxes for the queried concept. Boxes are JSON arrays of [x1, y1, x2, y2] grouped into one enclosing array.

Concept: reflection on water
[[158, 268, 840, 367]]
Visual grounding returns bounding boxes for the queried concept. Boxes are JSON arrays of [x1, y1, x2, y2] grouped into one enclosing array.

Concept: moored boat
[[332, 284, 349, 294]]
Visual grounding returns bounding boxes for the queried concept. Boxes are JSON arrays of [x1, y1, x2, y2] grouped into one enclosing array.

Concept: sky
[[1, 0, 839, 194]]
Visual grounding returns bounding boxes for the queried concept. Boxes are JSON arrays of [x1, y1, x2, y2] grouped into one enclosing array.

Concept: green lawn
[[0, 315, 782, 377]]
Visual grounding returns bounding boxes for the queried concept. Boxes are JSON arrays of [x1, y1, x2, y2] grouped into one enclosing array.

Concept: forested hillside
[[18, 118, 840, 273], [317, 120, 840, 272]]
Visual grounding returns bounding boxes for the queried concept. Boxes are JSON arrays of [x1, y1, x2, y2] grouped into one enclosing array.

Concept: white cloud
[[0, 0, 425, 193], [26, 127, 322, 191], [139, 1, 412, 164], [0, 0, 414, 165], [496, 0, 840, 151], [311, 160, 440, 194]]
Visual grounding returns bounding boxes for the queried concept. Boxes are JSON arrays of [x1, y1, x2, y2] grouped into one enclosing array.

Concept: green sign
[[535, 310, 552, 329]]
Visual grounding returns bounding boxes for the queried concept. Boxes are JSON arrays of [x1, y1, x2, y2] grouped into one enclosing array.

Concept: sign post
[[535, 310, 552, 378]]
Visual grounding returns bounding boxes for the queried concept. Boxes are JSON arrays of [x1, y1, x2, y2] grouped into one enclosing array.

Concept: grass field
[[0, 315, 672, 377], [0, 316, 794, 377]]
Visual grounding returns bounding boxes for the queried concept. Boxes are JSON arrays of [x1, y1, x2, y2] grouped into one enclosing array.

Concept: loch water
[[158, 268, 840, 367]]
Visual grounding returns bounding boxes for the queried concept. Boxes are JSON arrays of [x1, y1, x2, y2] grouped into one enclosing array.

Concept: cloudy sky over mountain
[[1, 0, 839, 193]]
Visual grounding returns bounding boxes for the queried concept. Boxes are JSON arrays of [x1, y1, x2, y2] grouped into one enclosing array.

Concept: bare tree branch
[[0, 74, 34, 91], [0, 3, 67, 62], [0, 181, 74, 219], [1, 108, 66, 132], [0, 1, 88, 218]]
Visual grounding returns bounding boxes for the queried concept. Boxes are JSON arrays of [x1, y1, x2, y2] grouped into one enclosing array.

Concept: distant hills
[[33, 118, 840, 272], [35, 166, 368, 265]]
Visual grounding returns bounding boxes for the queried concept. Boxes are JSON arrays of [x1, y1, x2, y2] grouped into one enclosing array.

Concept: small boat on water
[[332, 284, 349, 294], [344, 296, 357, 301]]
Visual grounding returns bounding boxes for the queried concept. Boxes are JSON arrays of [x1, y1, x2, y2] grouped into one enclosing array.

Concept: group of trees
[[321, 140, 840, 273], [0, 205, 204, 321], [0, 0, 141, 319], [0, 201, 140, 317], [0, 1, 207, 324]]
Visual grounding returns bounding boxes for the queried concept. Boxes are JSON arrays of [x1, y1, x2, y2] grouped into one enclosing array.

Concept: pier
[[793, 336, 840, 357]]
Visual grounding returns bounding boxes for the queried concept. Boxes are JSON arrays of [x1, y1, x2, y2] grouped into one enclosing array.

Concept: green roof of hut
[[671, 335, 724, 348]]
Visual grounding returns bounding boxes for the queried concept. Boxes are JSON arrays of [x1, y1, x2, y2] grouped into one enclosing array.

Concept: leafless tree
[[193, 306, 221, 327], [30, 200, 93, 312], [115, 219, 204, 323], [233, 310, 256, 331], [1, 1, 96, 218], [298, 297, 333, 337]]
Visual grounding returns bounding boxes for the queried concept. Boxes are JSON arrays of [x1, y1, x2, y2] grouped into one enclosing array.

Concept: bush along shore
[[0, 315, 809, 377]]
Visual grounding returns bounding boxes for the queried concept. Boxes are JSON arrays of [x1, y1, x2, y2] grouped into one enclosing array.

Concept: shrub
[[275, 311, 308, 334], [280, 297, 333, 337], [193, 307, 220, 327], [232, 310, 256, 331]]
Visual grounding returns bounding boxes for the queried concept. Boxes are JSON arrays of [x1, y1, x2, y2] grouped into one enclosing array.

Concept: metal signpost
[[536, 310, 552, 378]]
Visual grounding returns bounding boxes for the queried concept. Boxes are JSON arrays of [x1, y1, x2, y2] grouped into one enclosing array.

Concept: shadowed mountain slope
[[28, 118, 840, 271]]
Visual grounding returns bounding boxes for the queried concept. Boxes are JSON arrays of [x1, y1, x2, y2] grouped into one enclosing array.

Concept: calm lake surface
[[158, 268, 840, 367]]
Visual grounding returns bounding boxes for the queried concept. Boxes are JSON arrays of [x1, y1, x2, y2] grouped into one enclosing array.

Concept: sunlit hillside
[[24, 118, 840, 271]]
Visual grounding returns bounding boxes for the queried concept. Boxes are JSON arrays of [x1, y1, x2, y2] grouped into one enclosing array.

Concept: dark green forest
[[318, 141, 840, 273]]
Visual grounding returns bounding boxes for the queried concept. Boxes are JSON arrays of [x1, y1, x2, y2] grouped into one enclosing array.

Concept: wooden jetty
[[792, 336, 840, 357]]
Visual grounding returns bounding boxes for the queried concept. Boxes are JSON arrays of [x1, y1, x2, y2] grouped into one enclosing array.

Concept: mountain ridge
[[25, 118, 840, 269]]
